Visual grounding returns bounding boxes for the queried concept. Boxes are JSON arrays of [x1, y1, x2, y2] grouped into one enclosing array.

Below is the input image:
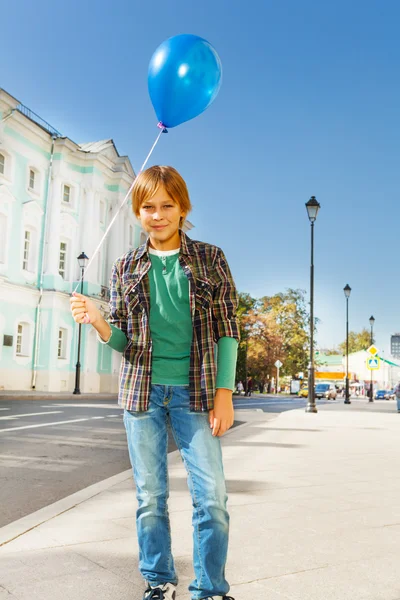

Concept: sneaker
[[202, 596, 235, 600], [143, 582, 176, 600]]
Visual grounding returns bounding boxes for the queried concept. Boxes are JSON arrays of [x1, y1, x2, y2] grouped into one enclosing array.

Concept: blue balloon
[[148, 34, 222, 129]]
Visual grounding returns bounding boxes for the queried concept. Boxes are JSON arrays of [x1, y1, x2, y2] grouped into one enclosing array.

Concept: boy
[[70, 166, 239, 600]]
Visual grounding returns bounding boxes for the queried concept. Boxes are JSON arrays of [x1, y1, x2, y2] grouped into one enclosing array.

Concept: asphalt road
[[0, 394, 326, 528]]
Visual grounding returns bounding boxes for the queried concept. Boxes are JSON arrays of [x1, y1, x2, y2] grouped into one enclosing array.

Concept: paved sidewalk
[[1, 403, 400, 600]]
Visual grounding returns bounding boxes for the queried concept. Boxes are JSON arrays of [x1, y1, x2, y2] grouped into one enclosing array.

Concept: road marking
[[0, 411, 63, 421], [0, 408, 10, 411], [41, 403, 119, 409], [91, 416, 105, 420], [234, 402, 299, 407], [0, 453, 82, 465], [0, 417, 96, 433]]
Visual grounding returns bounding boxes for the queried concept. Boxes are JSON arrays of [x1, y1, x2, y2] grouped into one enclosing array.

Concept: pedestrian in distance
[[393, 381, 400, 413], [246, 377, 253, 397], [70, 165, 239, 600], [236, 380, 244, 395]]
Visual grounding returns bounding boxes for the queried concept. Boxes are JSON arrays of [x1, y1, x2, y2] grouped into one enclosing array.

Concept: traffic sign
[[275, 360, 283, 368], [367, 345, 379, 356], [366, 357, 380, 370]]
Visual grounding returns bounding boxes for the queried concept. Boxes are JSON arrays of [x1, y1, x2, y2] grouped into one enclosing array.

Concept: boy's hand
[[209, 389, 234, 437], [70, 292, 101, 325]]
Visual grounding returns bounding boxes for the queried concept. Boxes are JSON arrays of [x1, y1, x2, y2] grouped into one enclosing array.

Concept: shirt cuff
[[215, 337, 238, 391], [96, 323, 128, 353]]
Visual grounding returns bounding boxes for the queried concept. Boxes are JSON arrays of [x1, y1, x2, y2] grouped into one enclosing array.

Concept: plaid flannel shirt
[[108, 231, 240, 412]]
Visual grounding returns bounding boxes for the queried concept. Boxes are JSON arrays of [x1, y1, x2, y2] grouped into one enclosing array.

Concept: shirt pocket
[[195, 277, 213, 311], [122, 279, 142, 315]]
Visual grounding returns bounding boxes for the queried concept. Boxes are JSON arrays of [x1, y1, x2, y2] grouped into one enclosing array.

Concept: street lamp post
[[305, 196, 320, 414], [369, 315, 375, 402], [344, 284, 351, 404], [73, 251, 89, 395]]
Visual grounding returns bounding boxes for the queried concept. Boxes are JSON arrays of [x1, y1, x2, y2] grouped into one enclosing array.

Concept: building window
[[16, 322, 30, 356], [29, 169, 35, 190], [0, 154, 4, 175], [129, 225, 133, 246], [59, 241, 67, 279], [0, 214, 6, 263], [63, 185, 71, 204], [58, 328, 67, 359], [22, 230, 31, 271]]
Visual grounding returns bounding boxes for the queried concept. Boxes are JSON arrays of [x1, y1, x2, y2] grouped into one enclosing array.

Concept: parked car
[[315, 383, 337, 400], [375, 389, 394, 400], [298, 387, 308, 398]]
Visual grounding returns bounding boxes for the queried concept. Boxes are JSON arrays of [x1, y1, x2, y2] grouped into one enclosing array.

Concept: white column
[[45, 176, 62, 276]]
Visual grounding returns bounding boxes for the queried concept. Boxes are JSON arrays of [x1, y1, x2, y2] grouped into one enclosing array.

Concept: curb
[[0, 469, 132, 548], [0, 418, 253, 549]]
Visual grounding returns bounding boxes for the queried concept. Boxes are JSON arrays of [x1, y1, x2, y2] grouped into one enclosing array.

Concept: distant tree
[[259, 289, 310, 377], [321, 348, 341, 356], [338, 328, 371, 354], [236, 293, 257, 384]]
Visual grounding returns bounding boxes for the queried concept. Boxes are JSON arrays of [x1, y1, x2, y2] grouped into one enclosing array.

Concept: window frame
[[15, 322, 31, 357], [62, 184, 71, 204], [29, 169, 35, 191], [0, 153, 4, 176], [22, 229, 31, 272], [57, 328, 67, 359], [0, 150, 13, 182], [0, 213, 7, 264], [59, 240, 68, 279], [26, 166, 41, 196]]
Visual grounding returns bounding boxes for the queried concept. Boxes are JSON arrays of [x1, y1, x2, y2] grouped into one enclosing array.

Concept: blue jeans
[[397, 396, 400, 411], [123, 384, 230, 600]]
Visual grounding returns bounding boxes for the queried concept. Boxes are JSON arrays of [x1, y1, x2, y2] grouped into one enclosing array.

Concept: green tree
[[322, 348, 341, 356], [338, 328, 371, 354], [235, 288, 311, 388], [235, 293, 257, 385], [259, 289, 310, 377]]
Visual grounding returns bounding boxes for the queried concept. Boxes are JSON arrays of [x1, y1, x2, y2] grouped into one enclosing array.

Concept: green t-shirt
[[148, 249, 193, 385]]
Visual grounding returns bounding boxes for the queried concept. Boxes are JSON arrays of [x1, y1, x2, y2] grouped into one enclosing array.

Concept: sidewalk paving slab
[[1, 406, 400, 599]]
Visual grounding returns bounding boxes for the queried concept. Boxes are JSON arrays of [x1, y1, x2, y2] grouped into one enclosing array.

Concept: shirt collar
[[134, 230, 194, 261]]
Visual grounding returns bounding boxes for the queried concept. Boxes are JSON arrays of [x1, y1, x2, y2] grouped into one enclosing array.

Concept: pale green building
[[0, 88, 147, 392]]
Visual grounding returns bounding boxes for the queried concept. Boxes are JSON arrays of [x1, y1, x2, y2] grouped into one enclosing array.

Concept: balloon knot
[[157, 122, 168, 133]]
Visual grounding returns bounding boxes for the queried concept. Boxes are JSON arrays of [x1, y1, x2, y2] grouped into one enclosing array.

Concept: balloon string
[[73, 127, 165, 294]]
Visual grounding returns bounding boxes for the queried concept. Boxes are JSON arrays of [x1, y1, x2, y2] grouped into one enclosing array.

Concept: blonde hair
[[132, 166, 192, 226]]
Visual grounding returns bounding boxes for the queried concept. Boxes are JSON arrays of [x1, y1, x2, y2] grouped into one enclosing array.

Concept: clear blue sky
[[2, 0, 399, 352]]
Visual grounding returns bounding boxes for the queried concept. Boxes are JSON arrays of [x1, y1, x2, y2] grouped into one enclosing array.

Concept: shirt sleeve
[[96, 259, 129, 353], [212, 248, 240, 343], [216, 336, 239, 391], [97, 323, 128, 353]]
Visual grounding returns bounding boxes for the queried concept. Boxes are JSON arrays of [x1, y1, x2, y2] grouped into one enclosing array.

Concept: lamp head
[[77, 251, 89, 269], [305, 196, 321, 223]]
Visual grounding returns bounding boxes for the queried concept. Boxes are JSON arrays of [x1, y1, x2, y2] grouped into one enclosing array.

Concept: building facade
[[0, 88, 192, 393], [315, 350, 400, 393]]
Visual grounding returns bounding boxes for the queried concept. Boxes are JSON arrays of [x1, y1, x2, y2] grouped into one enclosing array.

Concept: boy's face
[[138, 185, 185, 248]]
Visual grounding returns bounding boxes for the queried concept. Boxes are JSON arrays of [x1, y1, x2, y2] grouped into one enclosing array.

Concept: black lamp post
[[305, 196, 320, 413], [344, 284, 351, 404], [369, 315, 375, 402], [73, 251, 89, 395]]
